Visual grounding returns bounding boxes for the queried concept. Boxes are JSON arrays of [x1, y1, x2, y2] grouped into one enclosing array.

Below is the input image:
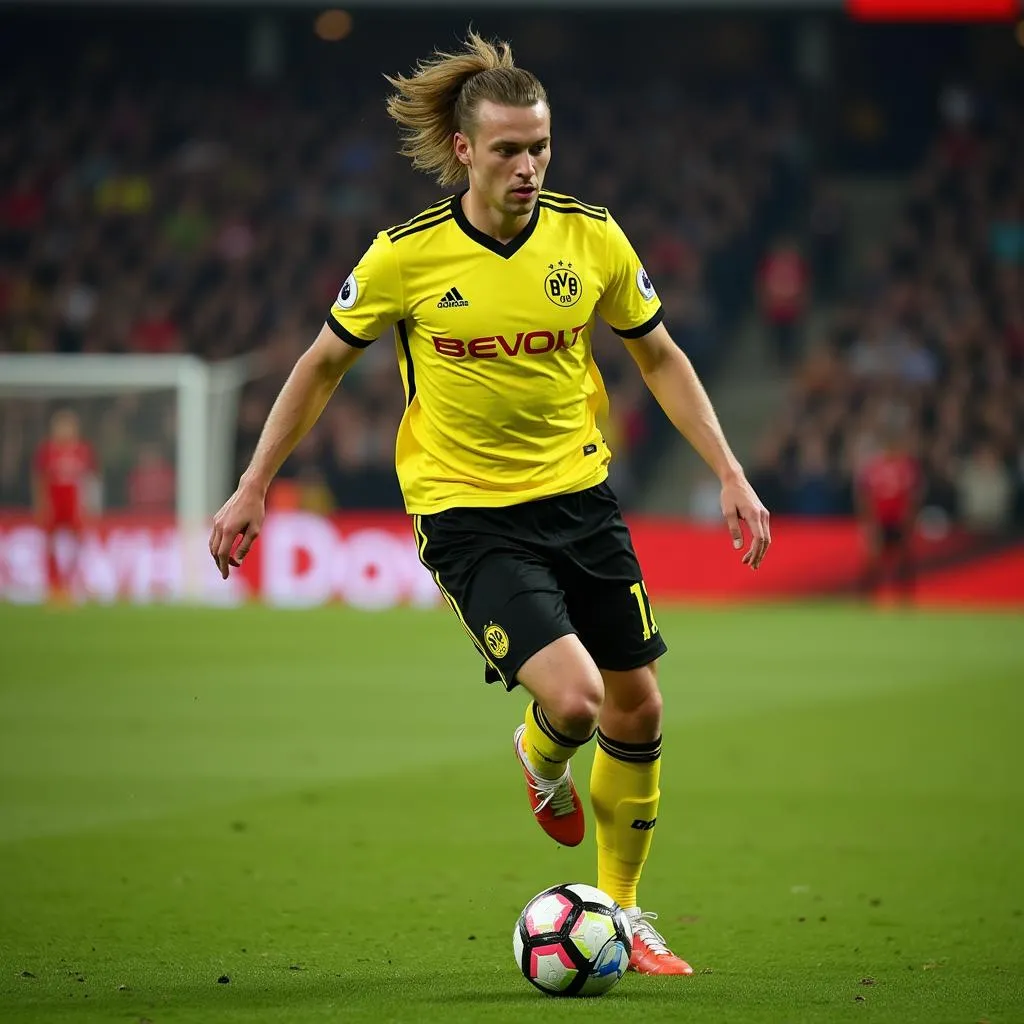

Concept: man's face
[[52, 410, 79, 442], [455, 100, 551, 219]]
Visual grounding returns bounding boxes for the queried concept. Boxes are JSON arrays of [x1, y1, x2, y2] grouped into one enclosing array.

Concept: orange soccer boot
[[513, 724, 585, 847], [625, 908, 694, 975]]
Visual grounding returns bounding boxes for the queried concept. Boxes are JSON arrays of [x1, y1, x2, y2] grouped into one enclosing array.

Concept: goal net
[[0, 353, 251, 602]]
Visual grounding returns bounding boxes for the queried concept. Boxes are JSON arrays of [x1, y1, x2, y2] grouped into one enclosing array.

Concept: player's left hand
[[721, 475, 771, 570], [209, 482, 266, 580]]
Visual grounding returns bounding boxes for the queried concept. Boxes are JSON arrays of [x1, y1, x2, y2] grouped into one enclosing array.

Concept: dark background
[[1, 5, 1021, 525]]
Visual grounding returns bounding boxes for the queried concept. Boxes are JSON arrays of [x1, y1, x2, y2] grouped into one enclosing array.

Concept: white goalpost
[[0, 353, 252, 600], [0, 353, 448, 609], [0, 353, 250, 527]]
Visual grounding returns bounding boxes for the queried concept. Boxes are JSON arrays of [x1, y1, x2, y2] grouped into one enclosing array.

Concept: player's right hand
[[209, 483, 266, 579], [721, 474, 771, 571]]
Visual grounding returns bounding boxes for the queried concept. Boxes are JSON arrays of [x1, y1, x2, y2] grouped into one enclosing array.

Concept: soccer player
[[856, 430, 921, 602], [32, 408, 97, 601], [209, 32, 771, 975]]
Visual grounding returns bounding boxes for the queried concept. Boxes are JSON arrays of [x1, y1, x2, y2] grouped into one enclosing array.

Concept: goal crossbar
[[0, 353, 251, 526]]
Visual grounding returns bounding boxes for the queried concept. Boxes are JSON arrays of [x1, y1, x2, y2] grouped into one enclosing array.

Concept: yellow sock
[[521, 701, 591, 781], [590, 730, 662, 909]]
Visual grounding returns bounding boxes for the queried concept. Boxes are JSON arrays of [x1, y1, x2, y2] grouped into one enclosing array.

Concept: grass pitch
[[0, 602, 1022, 1023]]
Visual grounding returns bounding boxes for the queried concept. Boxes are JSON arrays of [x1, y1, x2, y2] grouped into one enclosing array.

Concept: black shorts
[[413, 481, 668, 690]]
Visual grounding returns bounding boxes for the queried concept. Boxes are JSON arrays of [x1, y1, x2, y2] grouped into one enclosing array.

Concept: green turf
[[0, 603, 1022, 1023]]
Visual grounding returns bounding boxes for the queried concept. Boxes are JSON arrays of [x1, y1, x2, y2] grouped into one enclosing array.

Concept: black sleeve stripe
[[541, 198, 607, 216], [397, 319, 415, 406], [538, 193, 606, 214], [389, 196, 453, 229], [388, 212, 454, 243], [536, 201, 606, 222], [539, 190, 606, 215], [325, 315, 375, 348], [386, 197, 454, 238], [612, 306, 664, 339]]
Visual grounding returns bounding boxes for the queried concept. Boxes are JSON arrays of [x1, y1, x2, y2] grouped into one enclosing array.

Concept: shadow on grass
[[6, 966, 709, 1024], [425, 986, 688, 1004]]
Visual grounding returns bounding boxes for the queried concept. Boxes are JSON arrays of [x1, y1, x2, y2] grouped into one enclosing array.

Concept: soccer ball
[[512, 883, 633, 997]]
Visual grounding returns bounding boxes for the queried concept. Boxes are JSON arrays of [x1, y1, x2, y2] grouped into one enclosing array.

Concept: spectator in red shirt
[[0, 169, 45, 262], [32, 409, 98, 600], [757, 236, 810, 367], [127, 444, 176, 513], [855, 429, 922, 602], [128, 297, 182, 354]]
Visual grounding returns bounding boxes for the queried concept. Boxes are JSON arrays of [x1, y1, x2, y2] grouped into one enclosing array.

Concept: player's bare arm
[[625, 321, 771, 569], [209, 325, 365, 579]]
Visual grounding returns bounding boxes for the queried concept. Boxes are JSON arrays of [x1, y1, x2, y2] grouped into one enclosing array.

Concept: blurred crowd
[[4, 15, 1018, 532], [0, 31, 804, 511], [751, 91, 1024, 533]]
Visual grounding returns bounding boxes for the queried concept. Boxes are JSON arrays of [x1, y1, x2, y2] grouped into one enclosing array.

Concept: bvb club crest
[[484, 623, 510, 659], [544, 261, 582, 307]]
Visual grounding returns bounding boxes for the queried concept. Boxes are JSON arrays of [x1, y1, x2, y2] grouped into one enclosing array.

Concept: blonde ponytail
[[384, 31, 548, 187]]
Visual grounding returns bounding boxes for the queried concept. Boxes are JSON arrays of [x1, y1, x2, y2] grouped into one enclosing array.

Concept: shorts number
[[629, 581, 658, 641]]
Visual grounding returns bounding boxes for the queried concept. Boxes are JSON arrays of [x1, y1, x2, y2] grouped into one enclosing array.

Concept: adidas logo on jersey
[[437, 287, 470, 308]]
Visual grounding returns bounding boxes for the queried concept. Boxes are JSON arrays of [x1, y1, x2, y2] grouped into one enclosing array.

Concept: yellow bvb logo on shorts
[[484, 623, 510, 659]]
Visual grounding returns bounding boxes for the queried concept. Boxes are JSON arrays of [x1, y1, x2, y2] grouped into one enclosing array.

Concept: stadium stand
[[750, 93, 1024, 530], [0, 15, 804, 512], [2, 12, 1018, 530]]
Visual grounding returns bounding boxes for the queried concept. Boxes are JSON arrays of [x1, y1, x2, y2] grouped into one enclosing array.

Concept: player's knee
[[558, 701, 603, 739], [546, 676, 604, 739], [629, 686, 663, 737], [605, 666, 663, 737]]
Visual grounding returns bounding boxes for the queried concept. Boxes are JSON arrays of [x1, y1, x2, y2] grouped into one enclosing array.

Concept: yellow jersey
[[326, 190, 662, 514]]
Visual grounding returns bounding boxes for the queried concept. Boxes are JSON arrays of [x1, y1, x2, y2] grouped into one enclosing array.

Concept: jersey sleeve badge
[[336, 273, 359, 310], [636, 266, 656, 301]]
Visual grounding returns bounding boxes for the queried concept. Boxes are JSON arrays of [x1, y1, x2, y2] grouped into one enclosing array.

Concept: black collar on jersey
[[451, 190, 540, 259]]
